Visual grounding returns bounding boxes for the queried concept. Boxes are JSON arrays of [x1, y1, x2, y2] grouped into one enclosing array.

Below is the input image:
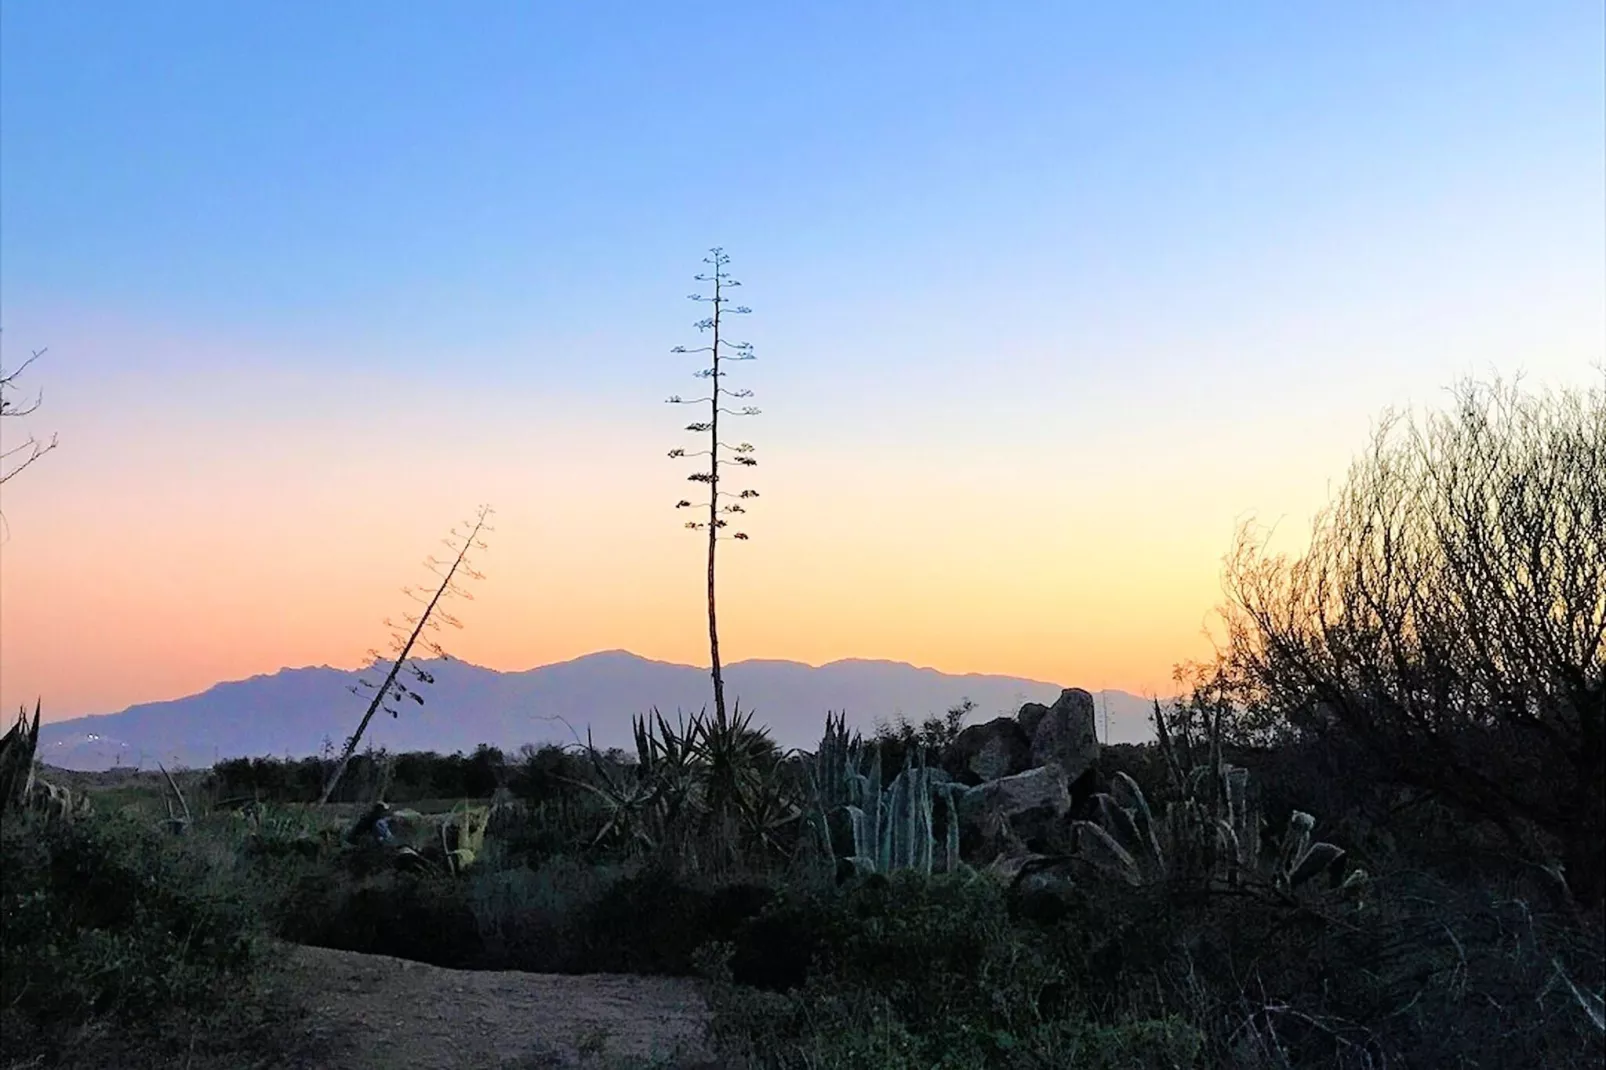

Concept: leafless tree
[[1222, 375, 1605, 906], [1, 346, 59, 489]]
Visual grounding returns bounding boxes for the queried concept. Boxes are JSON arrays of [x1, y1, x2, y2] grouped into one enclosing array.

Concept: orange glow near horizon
[[0, 359, 1310, 723], [3, 328, 1599, 725]]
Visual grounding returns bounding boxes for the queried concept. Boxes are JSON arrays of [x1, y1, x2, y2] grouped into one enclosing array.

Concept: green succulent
[[805, 713, 964, 879]]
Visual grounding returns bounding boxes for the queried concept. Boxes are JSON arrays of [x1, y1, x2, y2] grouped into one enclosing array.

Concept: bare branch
[[1220, 376, 1605, 906]]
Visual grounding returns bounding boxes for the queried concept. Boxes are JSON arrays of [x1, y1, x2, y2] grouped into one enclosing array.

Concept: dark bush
[[1224, 377, 1606, 907], [0, 810, 268, 1056]]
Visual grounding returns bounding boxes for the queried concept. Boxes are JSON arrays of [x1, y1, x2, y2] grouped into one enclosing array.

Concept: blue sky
[[2, 3, 1603, 717], [7, 3, 1600, 372]]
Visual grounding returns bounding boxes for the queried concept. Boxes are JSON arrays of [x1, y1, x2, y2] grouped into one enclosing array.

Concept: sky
[[1, 2, 1603, 723]]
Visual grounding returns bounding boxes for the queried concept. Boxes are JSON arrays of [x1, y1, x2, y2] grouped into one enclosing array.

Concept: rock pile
[[939, 687, 1103, 869]]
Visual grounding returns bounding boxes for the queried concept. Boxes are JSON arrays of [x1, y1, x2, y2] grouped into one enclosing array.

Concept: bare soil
[[273, 944, 718, 1070]]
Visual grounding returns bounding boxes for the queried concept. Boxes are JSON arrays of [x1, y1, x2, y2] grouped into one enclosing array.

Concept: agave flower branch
[[321, 504, 494, 803], [667, 247, 761, 725]]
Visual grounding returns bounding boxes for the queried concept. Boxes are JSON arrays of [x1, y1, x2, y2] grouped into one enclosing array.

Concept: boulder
[[1029, 687, 1100, 785], [958, 764, 1072, 861], [1016, 701, 1051, 740], [942, 716, 1033, 785]]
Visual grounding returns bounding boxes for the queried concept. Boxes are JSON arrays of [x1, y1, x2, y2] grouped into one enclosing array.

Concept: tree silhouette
[[1222, 375, 1605, 907], [0, 346, 59, 492]]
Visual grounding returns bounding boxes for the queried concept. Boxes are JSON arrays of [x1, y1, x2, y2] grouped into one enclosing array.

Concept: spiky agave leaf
[[1222, 764, 1257, 872], [0, 701, 41, 817], [937, 783, 963, 872], [1279, 811, 1315, 873], [1554, 959, 1605, 1034], [1093, 794, 1147, 859], [1109, 772, 1166, 874], [1286, 841, 1348, 890], [1161, 799, 1222, 882], [1072, 820, 1144, 887]]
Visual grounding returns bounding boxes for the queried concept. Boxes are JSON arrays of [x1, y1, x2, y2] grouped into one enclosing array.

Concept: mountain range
[[34, 650, 1164, 771]]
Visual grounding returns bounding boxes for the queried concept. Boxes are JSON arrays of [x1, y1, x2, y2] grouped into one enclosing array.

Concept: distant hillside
[[35, 650, 1164, 770]]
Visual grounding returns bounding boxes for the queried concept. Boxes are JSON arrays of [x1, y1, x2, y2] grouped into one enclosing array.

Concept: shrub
[[0, 808, 277, 1063], [1223, 376, 1606, 908]]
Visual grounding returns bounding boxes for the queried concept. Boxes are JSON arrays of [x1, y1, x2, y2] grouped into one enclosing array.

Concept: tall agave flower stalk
[[321, 505, 493, 804], [667, 248, 762, 728]]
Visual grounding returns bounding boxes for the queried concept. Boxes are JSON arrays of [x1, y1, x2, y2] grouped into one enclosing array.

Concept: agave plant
[[558, 704, 804, 872], [157, 762, 193, 835], [0, 701, 42, 817], [0, 701, 87, 825], [803, 712, 965, 879], [1067, 698, 1366, 897], [565, 721, 674, 853], [737, 757, 805, 858]]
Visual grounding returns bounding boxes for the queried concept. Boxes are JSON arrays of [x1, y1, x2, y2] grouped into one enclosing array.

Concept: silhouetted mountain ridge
[[35, 651, 1163, 771]]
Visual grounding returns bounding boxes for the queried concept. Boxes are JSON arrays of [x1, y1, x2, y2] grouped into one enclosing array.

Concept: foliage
[[563, 703, 801, 875], [0, 808, 267, 1052], [30, 694, 1601, 1070], [871, 698, 976, 779], [0, 701, 42, 818], [805, 711, 965, 880], [209, 743, 509, 805], [703, 870, 1205, 1069], [1222, 375, 1606, 907]]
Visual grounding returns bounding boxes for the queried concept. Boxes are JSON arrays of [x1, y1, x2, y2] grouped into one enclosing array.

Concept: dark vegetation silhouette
[[1221, 377, 1605, 909], [0, 344, 58, 491]]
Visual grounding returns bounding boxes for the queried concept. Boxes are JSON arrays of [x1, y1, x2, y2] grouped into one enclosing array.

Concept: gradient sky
[[2, 3, 1603, 723]]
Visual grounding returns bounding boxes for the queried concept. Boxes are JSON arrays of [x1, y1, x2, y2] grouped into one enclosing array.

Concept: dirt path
[[274, 944, 719, 1070]]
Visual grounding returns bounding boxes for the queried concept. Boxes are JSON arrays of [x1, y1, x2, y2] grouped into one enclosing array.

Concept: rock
[[942, 716, 1033, 785], [958, 764, 1072, 862], [1017, 701, 1051, 740], [1030, 687, 1100, 785]]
